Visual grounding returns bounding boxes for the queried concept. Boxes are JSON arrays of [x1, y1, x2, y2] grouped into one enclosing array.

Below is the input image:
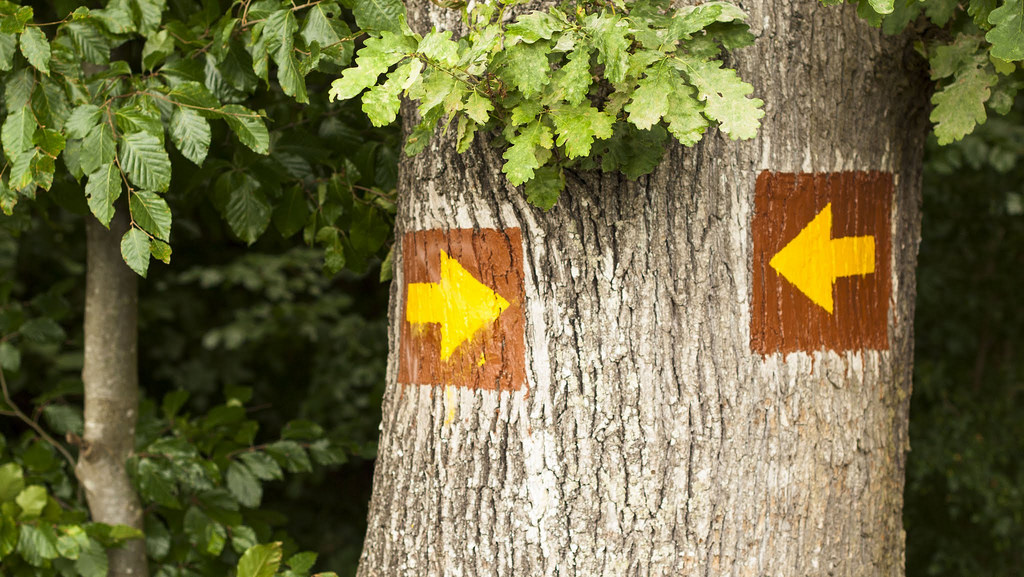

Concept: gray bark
[[358, 1, 929, 575], [77, 210, 148, 576]]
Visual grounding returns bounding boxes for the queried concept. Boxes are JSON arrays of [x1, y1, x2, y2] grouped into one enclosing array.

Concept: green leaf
[[145, 515, 171, 560], [508, 12, 561, 43], [664, 84, 709, 146], [510, 101, 543, 126], [925, 0, 960, 25], [680, 58, 764, 140], [74, 539, 108, 577], [131, 0, 165, 36], [4, 64, 32, 105], [169, 108, 210, 166], [502, 41, 551, 99], [288, 552, 318, 573], [670, 2, 744, 38], [141, 29, 173, 71], [17, 523, 59, 566], [66, 20, 110, 64], [282, 419, 324, 440], [273, 187, 309, 238], [302, 5, 342, 48], [32, 76, 70, 131], [238, 452, 284, 481], [411, 69, 458, 118], [868, 0, 895, 14], [20, 317, 65, 343], [596, 122, 669, 179], [168, 81, 221, 114], [464, 92, 493, 124], [19, 26, 49, 75], [120, 227, 152, 277], [265, 440, 312, 473], [419, 30, 459, 66], [150, 239, 171, 264], [329, 33, 409, 101], [85, 163, 122, 227], [35, 128, 64, 157], [626, 65, 676, 130], [0, 341, 20, 372], [969, 0, 999, 28], [222, 105, 269, 154], [362, 59, 420, 127], [55, 524, 88, 559], [226, 462, 262, 508], [554, 48, 592, 106], [524, 165, 565, 210], [987, 0, 1024, 61], [0, 33, 16, 71], [130, 190, 172, 241], [225, 183, 272, 245], [0, 463, 25, 502], [204, 520, 227, 555], [16, 485, 47, 519], [502, 120, 553, 186], [119, 131, 171, 192], [353, 0, 406, 35], [81, 122, 116, 175], [230, 525, 258, 555], [324, 240, 346, 275], [42, 405, 83, 436], [550, 104, 614, 158], [116, 106, 163, 139], [586, 14, 630, 84], [277, 51, 309, 104], [9, 148, 35, 192], [30, 153, 54, 191], [379, 244, 395, 282], [931, 65, 998, 144], [930, 35, 983, 80], [0, 180, 16, 214], [2, 106, 36, 158]]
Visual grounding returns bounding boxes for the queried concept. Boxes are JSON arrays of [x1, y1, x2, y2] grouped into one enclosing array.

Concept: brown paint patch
[[398, 228, 526, 390], [751, 171, 892, 355]]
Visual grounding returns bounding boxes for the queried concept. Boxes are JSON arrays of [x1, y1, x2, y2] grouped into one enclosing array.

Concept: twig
[[0, 364, 77, 472]]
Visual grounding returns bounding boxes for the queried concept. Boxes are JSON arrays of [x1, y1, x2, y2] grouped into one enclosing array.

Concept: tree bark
[[358, 1, 929, 575], [77, 209, 148, 576]]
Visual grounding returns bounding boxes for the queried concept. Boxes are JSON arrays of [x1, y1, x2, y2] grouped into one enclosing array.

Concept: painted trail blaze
[[399, 228, 526, 390], [751, 171, 892, 355]]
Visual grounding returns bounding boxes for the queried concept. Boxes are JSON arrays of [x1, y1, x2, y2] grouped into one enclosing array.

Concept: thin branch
[[0, 364, 77, 472]]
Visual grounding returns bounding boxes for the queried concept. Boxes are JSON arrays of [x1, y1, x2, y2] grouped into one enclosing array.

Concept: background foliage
[[0, 0, 1021, 576], [904, 96, 1024, 577]]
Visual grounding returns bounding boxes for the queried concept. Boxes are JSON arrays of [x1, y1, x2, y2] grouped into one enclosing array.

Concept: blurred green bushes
[[905, 99, 1024, 576]]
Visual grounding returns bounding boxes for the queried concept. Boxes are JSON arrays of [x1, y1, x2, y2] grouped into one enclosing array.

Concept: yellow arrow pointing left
[[406, 250, 510, 361], [769, 203, 875, 314]]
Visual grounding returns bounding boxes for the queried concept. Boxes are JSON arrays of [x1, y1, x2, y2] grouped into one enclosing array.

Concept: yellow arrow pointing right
[[769, 203, 875, 314], [406, 250, 510, 361]]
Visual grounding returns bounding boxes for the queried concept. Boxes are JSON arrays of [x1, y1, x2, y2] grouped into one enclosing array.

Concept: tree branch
[[0, 364, 77, 472]]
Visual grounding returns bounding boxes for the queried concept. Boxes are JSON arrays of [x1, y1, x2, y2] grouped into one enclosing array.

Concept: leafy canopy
[[827, 0, 1024, 145], [0, 0, 395, 278], [330, 0, 765, 209], [334, 0, 1024, 210]]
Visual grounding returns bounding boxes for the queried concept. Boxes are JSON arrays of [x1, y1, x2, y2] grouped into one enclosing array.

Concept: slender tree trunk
[[77, 209, 148, 576], [358, 1, 929, 575]]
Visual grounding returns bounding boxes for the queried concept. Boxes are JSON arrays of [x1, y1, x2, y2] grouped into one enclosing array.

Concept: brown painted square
[[398, 228, 526, 390], [751, 171, 892, 355]]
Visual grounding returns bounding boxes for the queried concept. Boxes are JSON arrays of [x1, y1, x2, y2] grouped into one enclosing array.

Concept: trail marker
[[751, 171, 892, 355], [399, 228, 525, 390]]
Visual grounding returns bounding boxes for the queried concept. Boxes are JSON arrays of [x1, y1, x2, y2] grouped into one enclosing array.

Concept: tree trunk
[[77, 210, 148, 576], [358, 1, 929, 575]]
